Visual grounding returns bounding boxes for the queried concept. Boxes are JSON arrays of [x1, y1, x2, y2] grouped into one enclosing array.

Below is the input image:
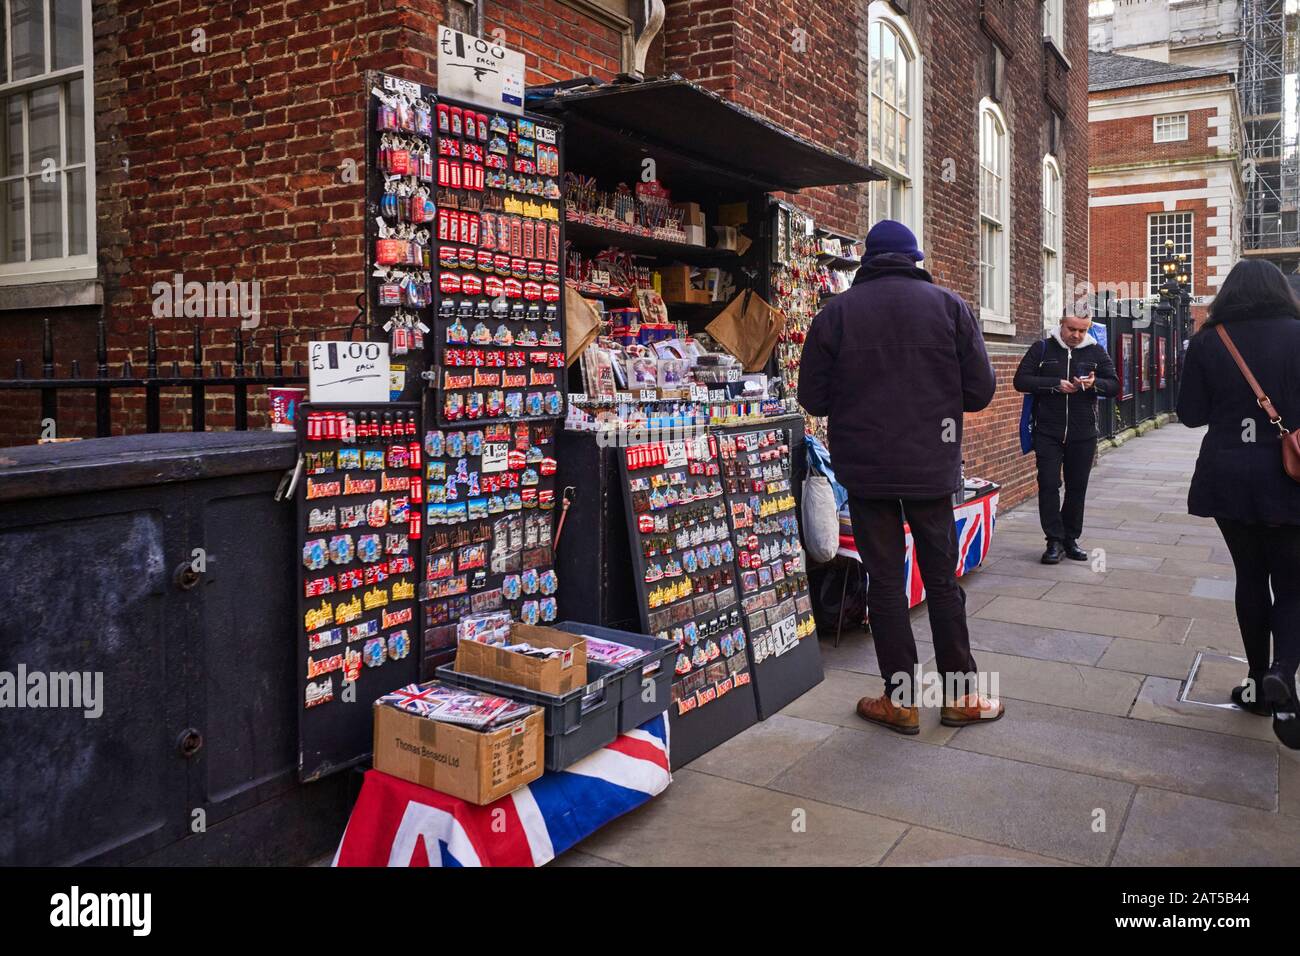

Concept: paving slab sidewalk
[[562, 424, 1295, 867]]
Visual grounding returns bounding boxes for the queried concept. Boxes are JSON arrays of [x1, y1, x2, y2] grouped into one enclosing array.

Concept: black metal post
[[145, 325, 160, 433], [95, 324, 109, 433], [233, 327, 247, 431], [40, 317, 55, 435], [191, 327, 206, 432]]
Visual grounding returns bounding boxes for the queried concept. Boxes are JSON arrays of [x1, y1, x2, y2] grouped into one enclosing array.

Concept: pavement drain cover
[[1181, 651, 1251, 710]]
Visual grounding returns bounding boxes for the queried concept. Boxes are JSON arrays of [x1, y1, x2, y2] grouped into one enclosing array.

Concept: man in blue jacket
[[798, 220, 1001, 735]]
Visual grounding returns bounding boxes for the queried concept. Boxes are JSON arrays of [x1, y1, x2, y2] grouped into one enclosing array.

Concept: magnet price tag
[[308, 341, 391, 404]]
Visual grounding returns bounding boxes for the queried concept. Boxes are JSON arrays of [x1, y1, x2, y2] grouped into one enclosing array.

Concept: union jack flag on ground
[[333, 715, 671, 867], [837, 488, 999, 609]]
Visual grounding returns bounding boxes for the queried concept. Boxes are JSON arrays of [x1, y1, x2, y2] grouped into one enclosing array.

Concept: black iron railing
[[0, 316, 367, 437], [1090, 290, 1183, 440]]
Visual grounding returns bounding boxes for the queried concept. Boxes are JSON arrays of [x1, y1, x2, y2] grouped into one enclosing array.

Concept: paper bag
[[565, 282, 602, 367], [705, 289, 786, 373]]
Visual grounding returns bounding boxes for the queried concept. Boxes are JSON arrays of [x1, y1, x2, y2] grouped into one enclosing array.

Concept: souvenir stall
[[301, 62, 991, 865], [528, 77, 881, 766]]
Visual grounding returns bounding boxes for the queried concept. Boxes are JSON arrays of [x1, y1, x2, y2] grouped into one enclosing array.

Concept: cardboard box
[[683, 224, 706, 247], [712, 225, 739, 251], [717, 202, 748, 227], [455, 623, 588, 695], [678, 202, 705, 227], [657, 264, 695, 303], [373, 701, 544, 804]]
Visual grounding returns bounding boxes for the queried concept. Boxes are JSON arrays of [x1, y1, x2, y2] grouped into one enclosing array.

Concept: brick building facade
[[1088, 50, 1243, 329], [1, 0, 1091, 508]]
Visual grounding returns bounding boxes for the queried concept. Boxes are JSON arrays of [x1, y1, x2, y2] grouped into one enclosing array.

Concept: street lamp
[[1156, 245, 1192, 382]]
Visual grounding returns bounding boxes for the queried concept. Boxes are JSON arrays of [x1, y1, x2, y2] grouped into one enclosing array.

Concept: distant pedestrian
[[799, 220, 1003, 734], [1176, 258, 1300, 749], [1014, 315, 1119, 564]]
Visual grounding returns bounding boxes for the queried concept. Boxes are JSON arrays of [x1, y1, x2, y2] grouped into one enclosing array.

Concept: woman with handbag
[[1176, 259, 1300, 749]]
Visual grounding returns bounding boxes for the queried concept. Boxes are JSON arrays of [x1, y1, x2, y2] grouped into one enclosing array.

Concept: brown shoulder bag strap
[[1215, 324, 1291, 436]]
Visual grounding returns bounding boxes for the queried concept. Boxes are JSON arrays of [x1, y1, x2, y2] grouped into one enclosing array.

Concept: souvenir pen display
[[298, 403, 422, 712], [718, 427, 815, 664], [420, 422, 560, 665], [564, 173, 691, 244], [431, 101, 566, 426], [620, 436, 752, 717]]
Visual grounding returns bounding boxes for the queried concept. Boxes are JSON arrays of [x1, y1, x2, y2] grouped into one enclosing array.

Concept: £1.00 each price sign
[[308, 341, 391, 404]]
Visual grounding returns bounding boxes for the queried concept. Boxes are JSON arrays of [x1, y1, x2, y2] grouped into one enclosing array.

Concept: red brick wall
[[83, 0, 416, 439], [1090, 195, 1214, 326], [4, 0, 1096, 515], [0, 0, 637, 445], [664, 0, 869, 239], [1091, 108, 1218, 168]]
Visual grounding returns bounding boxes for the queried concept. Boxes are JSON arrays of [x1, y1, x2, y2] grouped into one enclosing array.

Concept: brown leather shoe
[[856, 694, 920, 735], [940, 694, 1005, 727]]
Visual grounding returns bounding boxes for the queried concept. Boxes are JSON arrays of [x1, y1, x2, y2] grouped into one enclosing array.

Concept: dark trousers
[[847, 495, 977, 702], [1214, 518, 1300, 687], [1034, 433, 1097, 543]]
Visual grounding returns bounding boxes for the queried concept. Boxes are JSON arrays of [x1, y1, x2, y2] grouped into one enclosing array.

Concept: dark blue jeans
[[847, 495, 977, 702]]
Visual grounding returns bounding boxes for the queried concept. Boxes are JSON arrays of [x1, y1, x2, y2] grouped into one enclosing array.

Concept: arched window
[[1042, 155, 1063, 324], [978, 98, 1010, 326], [867, 4, 922, 238]]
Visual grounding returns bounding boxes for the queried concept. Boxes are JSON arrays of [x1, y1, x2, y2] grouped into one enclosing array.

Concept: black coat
[[1176, 313, 1300, 525], [1013, 331, 1119, 442], [797, 253, 996, 499]]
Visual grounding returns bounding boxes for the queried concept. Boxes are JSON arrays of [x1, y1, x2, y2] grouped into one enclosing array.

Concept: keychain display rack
[[367, 73, 438, 403], [419, 420, 562, 676], [296, 401, 423, 781], [617, 434, 759, 768]]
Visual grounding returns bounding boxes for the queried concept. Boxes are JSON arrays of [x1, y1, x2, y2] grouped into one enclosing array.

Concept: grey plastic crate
[[554, 621, 676, 733], [433, 663, 619, 771]]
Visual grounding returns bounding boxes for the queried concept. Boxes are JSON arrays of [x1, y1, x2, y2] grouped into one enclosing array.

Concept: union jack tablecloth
[[836, 487, 999, 609], [333, 715, 671, 867]]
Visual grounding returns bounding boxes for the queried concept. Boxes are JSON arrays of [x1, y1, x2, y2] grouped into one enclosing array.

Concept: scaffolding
[[1240, 0, 1300, 271]]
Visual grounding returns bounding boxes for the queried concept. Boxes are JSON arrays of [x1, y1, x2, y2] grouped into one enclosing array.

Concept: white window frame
[[1043, 0, 1065, 52], [1041, 154, 1063, 326], [0, 0, 96, 285], [978, 98, 1011, 332], [866, 2, 923, 247], [1152, 112, 1188, 143], [1148, 211, 1193, 296]]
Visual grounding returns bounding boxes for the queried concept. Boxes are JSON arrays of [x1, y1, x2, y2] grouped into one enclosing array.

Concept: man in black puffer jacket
[[1014, 314, 1119, 564], [799, 220, 1000, 736]]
